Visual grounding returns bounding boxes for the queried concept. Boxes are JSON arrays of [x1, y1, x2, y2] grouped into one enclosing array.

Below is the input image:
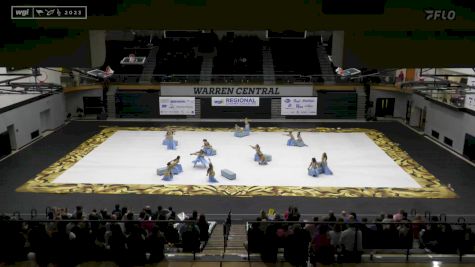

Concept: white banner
[[159, 97, 195, 115], [465, 91, 475, 111], [161, 85, 313, 96], [281, 97, 318, 116], [212, 97, 260, 106]]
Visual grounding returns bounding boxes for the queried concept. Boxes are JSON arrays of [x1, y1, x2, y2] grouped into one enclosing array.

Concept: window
[[431, 130, 439, 139], [30, 130, 39, 139], [444, 137, 453, 147]]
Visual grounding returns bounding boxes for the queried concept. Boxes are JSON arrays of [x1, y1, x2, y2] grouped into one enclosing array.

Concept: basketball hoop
[[129, 54, 136, 63], [37, 70, 48, 83], [105, 65, 114, 75]]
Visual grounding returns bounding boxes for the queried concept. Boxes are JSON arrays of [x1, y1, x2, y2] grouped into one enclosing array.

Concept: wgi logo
[[425, 9, 456, 21]]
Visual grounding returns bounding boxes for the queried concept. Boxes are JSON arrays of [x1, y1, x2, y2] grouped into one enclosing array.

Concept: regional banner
[[212, 97, 260, 107], [159, 97, 195, 115], [281, 97, 318, 115]]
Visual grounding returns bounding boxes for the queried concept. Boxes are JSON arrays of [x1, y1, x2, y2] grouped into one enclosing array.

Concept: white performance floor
[[53, 130, 421, 188]]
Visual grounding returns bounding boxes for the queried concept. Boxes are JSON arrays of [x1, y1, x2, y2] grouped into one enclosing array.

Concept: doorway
[[0, 130, 12, 160], [405, 100, 412, 123], [420, 107, 427, 129], [464, 133, 475, 161], [7, 125, 17, 150], [40, 109, 51, 133], [375, 98, 395, 117]]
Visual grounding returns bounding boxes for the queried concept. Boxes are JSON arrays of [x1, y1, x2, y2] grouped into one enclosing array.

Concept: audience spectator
[[304, 216, 319, 239], [181, 223, 201, 253], [261, 221, 279, 262], [246, 222, 264, 253], [339, 219, 363, 263], [284, 224, 311, 267], [1, 204, 472, 267], [310, 223, 334, 265], [198, 214, 210, 242], [328, 211, 337, 222], [329, 219, 343, 248], [146, 226, 166, 263]]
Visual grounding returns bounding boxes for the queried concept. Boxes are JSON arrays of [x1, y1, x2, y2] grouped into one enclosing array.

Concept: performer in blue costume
[[294, 132, 307, 147], [207, 162, 218, 183], [163, 128, 178, 150], [234, 124, 249, 137], [202, 139, 216, 156], [169, 156, 183, 174], [162, 162, 174, 181], [250, 144, 267, 165], [191, 149, 208, 168], [320, 152, 333, 175], [308, 157, 319, 177], [284, 131, 296, 146], [243, 117, 251, 133]]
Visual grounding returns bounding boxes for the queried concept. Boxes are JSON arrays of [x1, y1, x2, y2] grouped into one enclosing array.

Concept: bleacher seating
[[212, 36, 263, 75], [270, 37, 321, 75], [153, 38, 203, 77]]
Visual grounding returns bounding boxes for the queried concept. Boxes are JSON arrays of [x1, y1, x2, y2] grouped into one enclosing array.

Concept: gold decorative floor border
[[16, 126, 457, 198]]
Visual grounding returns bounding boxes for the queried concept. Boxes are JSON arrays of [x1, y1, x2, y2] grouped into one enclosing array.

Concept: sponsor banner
[[467, 77, 475, 87], [281, 97, 318, 116], [159, 97, 195, 115], [161, 85, 313, 96], [212, 97, 260, 106], [465, 91, 475, 111]]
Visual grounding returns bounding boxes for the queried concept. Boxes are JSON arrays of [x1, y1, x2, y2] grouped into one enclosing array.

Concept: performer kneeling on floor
[[295, 132, 307, 147], [250, 144, 267, 165], [320, 152, 333, 175], [169, 156, 183, 174], [191, 149, 208, 168], [308, 157, 319, 177], [284, 131, 296, 146], [206, 161, 218, 183], [162, 162, 174, 181], [163, 128, 178, 150], [234, 124, 249, 137], [202, 139, 216, 156]]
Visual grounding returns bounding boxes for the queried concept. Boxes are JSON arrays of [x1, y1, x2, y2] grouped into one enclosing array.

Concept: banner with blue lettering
[[211, 97, 260, 107], [281, 97, 318, 115], [159, 97, 195, 115]]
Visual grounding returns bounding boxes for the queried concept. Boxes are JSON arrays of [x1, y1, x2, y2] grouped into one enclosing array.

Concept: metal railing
[[243, 218, 475, 263], [1, 208, 475, 264], [0, 208, 233, 263], [415, 88, 475, 109], [62, 73, 399, 87]]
